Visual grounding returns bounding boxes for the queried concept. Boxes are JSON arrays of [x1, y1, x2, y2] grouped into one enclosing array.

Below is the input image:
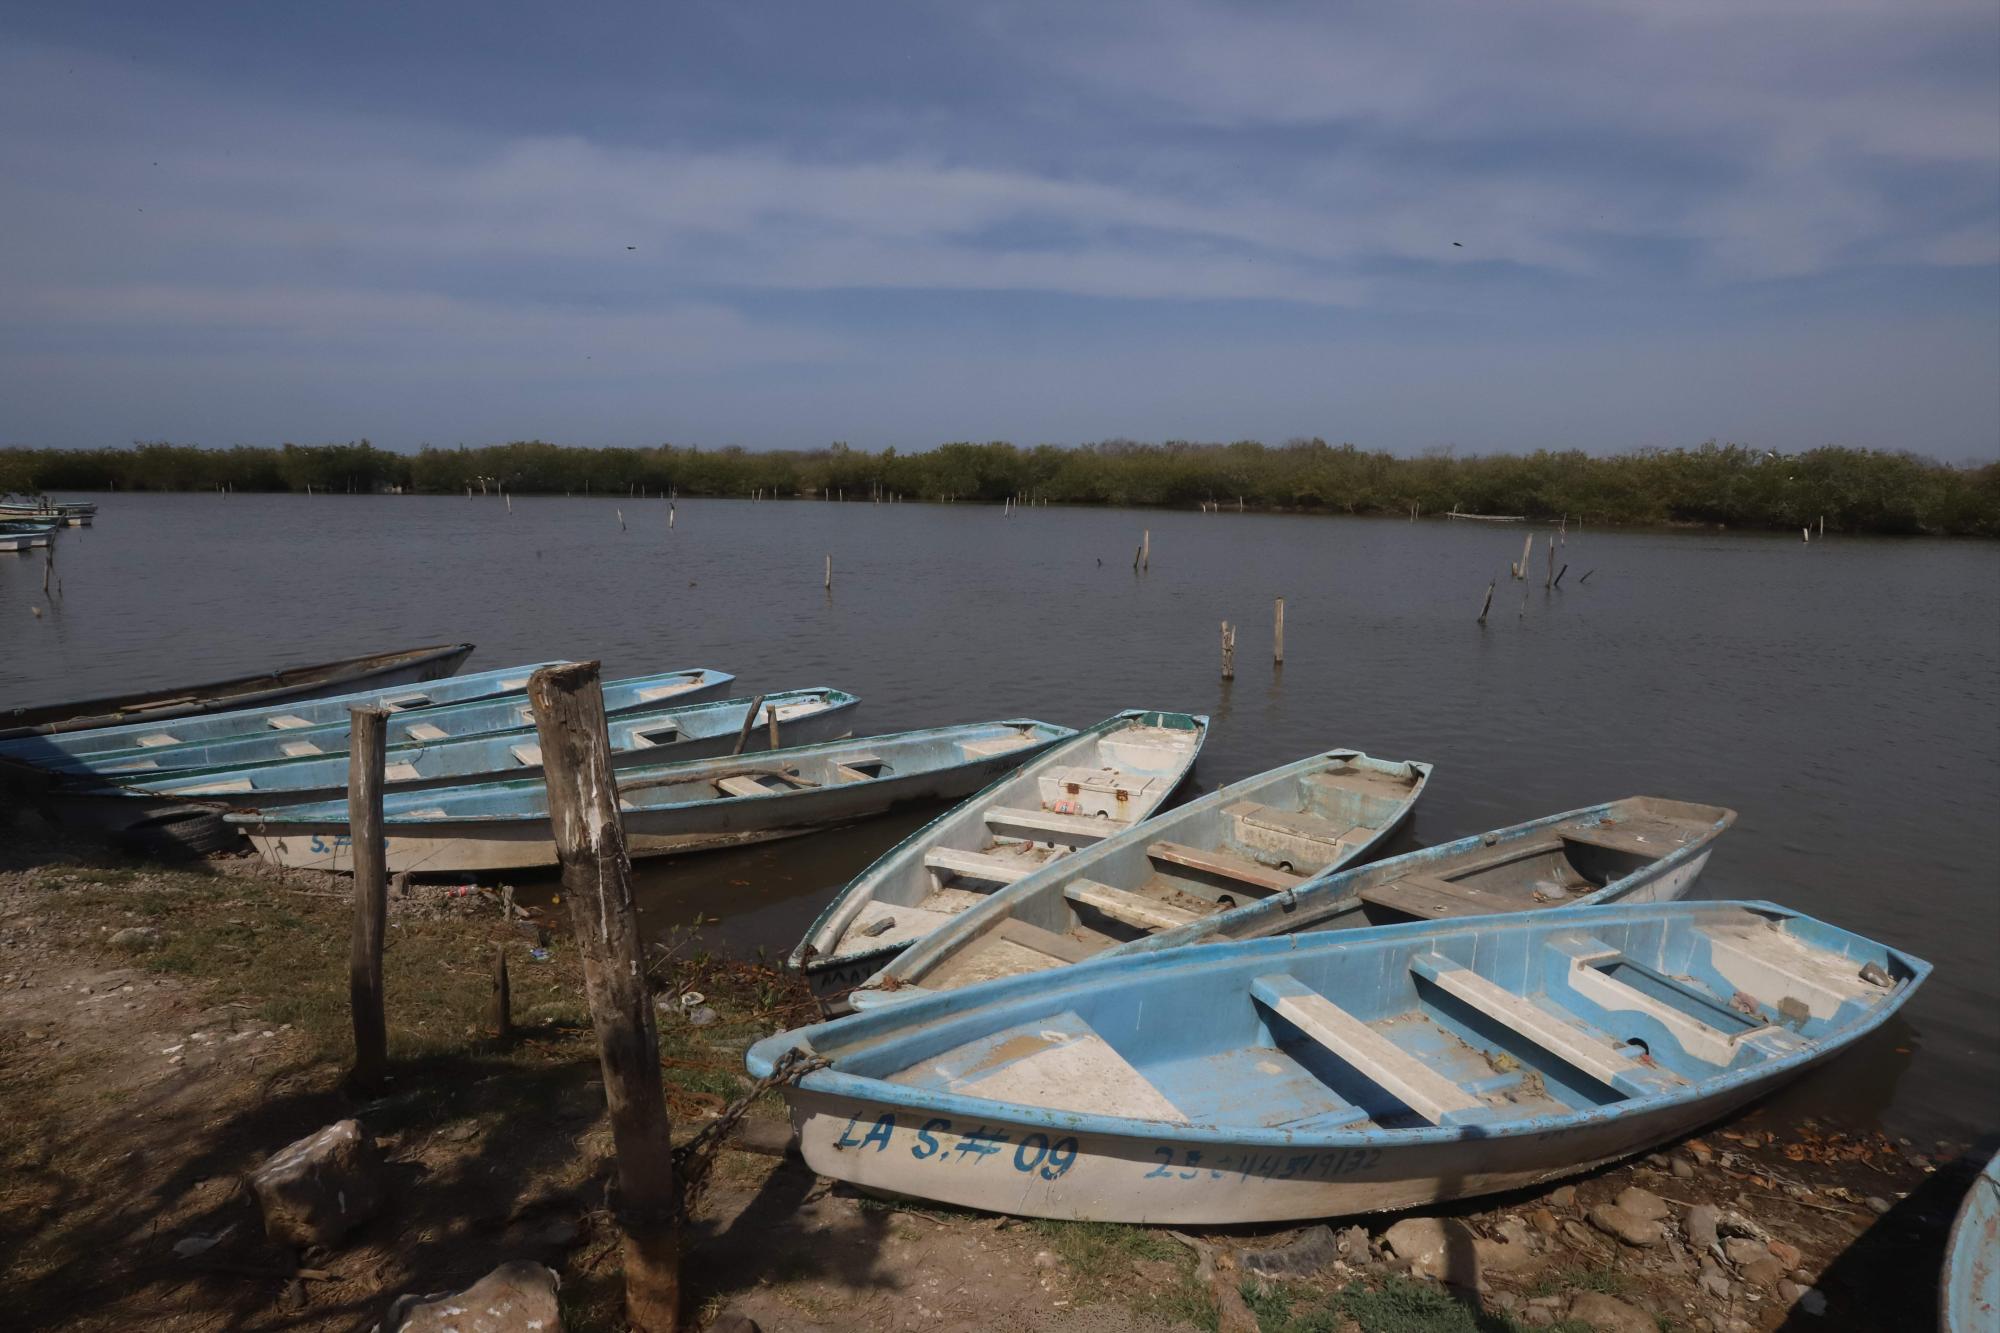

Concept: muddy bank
[[0, 823, 1979, 1332]]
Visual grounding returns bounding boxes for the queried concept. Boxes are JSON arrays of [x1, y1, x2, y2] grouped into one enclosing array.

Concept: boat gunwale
[[751, 900, 1930, 1150]]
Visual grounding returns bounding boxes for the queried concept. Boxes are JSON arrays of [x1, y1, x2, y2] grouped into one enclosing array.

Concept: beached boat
[[1, 665, 730, 773], [850, 750, 1430, 1003], [747, 900, 1928, 1223], [1943, 1149, 1999, 1332], [0, 643, 479, 741], [114, 687, 860, 805], [789, 711, 1208, 1001], [229, 719, 1075, 873]]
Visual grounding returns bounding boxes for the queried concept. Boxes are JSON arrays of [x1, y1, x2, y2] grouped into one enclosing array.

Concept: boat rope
[[671, 1045, 828, 1216]]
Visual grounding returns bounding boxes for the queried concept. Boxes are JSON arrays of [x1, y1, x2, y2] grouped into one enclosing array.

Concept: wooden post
[[506, 492, 512, 513], [731, 694, 766, 756], [1802, 526, 1810, 543], [1478, 581, 1494, 624], [618, 508, 627, 531], [669, 504, 676, 529], [824, 554, 832, 589], [767, 704, 781, 751], [1141, 529, 1150, 571], [347, 706, 389, 1088], [491, 944, 513, 1039], [1273, 598, 1285, 665], [1516, 533, 1532, 580], [1544, 535, 1555, 588], [1819, 514, 1825, 537], [1220, 621, 1236, 680], [1554, 564, 1568, 587], [529, 663, 681, 1331]]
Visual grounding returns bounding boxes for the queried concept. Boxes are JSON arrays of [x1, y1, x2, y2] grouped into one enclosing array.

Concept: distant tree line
[[3, 438, 1995, 536]]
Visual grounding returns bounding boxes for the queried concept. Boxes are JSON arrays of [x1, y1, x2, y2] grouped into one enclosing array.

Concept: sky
[[1, 1, 1996, 458]]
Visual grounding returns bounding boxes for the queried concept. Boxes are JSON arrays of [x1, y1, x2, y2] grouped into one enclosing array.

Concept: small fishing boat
[[229, 719, 1075, 873], [2, 665, 730, 773], [852, 750, 1430, 1003], [0, 520, 57, 552], [1943, 1149, 2000, 1332], [0, 643, 479, 741], [790, 711, 1208, 1001], [747, 900, 1928, 1223], [0, 498, 95, 526], [114, 687, 860, 806]]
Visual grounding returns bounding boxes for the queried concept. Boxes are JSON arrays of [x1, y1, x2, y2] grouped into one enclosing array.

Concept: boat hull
[[785, 1069, 1789, 1223], [241, 737, 1061, 873]]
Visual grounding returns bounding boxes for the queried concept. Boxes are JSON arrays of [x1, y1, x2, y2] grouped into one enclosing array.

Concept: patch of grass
[[1528, 1264, 1640, 1300], [1031, 1219, 1183, 1300], [1142, 1271, 1220, 1332], [1251, 1276, 1599, 1333]]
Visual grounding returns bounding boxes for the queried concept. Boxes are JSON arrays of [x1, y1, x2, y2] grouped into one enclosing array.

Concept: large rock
[[385, 1262, 561, 1333], [1241, 1224, 1339, 1280], [1587, 1202, 1664, 1247], [250, 1119, 385, 1248], [1568, 1290, 1656, 1333], [1686, 1203, 1720, 1252], [1383, 1217, 1481, 1287], [1614, 1186, 1670, 1222]]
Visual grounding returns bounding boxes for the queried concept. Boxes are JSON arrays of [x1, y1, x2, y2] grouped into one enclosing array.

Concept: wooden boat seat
[[1063, 879, 1201, 931], [1410, 953, 1683, 1090], [1251, 973, 1484, 1125], [265, 715, 313, 730], [984, 805, 1119, 844], [839, 899, 961, 951], [960, 733, 1038, 759], [1225, 800, 1355, 845], [510, 743, 542, 766], [384, 762, 422, 782], [1359, 874, 1539, 920], [836, 753, 888, 783], [1559, 819, 1692, 859], [133, 733, 182, 748], [716, 774, 783, 797], [924, 846, 1037, 885], [1147, 841, 1304, 894], [991, 917, 1096, 963], [279, 740, 324, 758], [405, 722, 450, 742], [635, 679, 703, 701], [1551, 935, 1767, 1067]]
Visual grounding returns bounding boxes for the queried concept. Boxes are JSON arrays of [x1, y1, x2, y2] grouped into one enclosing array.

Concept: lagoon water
[[5, 492, 1996, 1144]]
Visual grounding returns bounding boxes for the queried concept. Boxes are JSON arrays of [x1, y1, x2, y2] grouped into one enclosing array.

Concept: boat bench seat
[[1410, 953, 1684, 1094], [836, 753, 888, 782], [715, 775, 777, 798], [984, 805, 1119, 844], [1225, 800, 1356, 845], [990, 917, 1096, 963], [1251, 973, 1486, 1125], [960, 733, 1038, 759], [1359, 874, 1539, 920], [1147, 841, 1304, 894], [1063, 879, 1201, 931], [1559, 820, 1691, 859], [924, 846, 1037, 885]]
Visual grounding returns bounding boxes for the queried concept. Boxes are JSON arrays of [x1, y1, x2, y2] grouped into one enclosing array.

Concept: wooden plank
[[1224, 800, 1354, 844], [1147, 841, 1304, 893], [1410, 953, 1661, 1085], [1358, 874, 1540, 920], [992, 917, 1096, 963], [984, 805, 1117, 844], [924, 846, 1036, 885], [716, 775, 774, 798], [1251, 973, 1481, 1124], [1559, 820, 1690, 859], [1064, 879, 1200, 931]]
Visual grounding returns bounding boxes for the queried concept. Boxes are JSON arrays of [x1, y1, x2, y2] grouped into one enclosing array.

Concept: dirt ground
[[0, 816, 1980, 1333]]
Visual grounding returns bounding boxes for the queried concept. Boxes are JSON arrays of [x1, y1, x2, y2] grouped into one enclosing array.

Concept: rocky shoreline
[[0, 822, 1978, 1332]]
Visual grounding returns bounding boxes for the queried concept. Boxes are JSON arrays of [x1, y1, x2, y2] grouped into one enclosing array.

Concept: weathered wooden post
[[1220, 621, 1236, 680], [767, 705, 781, 751], [1515, 533, 1532, 580], [1544, 535, 1555, 588], [348, 706, 389, 1088], [491, 944, 513, 1039], [731, 695, 767, 756], [1141, 529, 1150, 571], [618, 508, 627, 531], [1273, 598, 1285, 665], [824, 554, 832, 589], [1478, 581, 1494, 625], [529, 663, 681, 1331], [506, 491, 512, 513]]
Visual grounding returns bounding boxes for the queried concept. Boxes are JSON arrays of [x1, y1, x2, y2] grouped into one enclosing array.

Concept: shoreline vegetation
[[4, 438, 1996, 536]]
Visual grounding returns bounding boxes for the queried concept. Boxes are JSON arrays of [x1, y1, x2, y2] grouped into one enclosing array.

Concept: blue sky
[[2, 1, 1996, 458]]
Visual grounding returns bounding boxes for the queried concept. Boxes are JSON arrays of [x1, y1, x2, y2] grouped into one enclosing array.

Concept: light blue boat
[[851, 749, 1432, 1002], [747, 900, 1928, 1223], [231, 719, 1076, 874], [1943, 1149, 1999, 1332], [0, 659, 562, 764], [114, 687, 861, 807], [11, 666, 734, 778], [790, 710, 1209, 1001]]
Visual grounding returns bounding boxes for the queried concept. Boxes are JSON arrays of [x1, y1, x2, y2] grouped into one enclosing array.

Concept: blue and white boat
[[1943, 1148, 1999, 1332], [747, 900, 1928, 1223], [851, 749, 1432, 1002], [0, 521, 57, 552], [230, 719, 1076, 873], [789, 710, 1208, 1002], [113, 687, 861, 807], [5, 666, 733, 776]]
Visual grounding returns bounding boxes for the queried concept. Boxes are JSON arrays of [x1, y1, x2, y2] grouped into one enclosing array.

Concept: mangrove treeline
[[4, 439, 1996, 535]]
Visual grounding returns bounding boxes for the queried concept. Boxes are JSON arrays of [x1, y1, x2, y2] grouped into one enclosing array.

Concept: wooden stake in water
[[1141, 528, 1150, 571], [1545, 535, 1555, 588], [505, 492, 512, 514], [732, 694, 767, 756], [1478, 581, 1494, 625], [825, 554, 832, 589], [527, 662, 681, 1332], [347, 706, 389, 1089], [1220, 621, 1236, 679], [1273, 598, 1285, 665], [1516, 532, 1532, 580], [669, 503, 676, 529], [618, 508, 626, 531]]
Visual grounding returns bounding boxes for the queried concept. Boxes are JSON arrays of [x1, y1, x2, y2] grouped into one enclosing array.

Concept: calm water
[[5, 493, 1997, 1144]]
